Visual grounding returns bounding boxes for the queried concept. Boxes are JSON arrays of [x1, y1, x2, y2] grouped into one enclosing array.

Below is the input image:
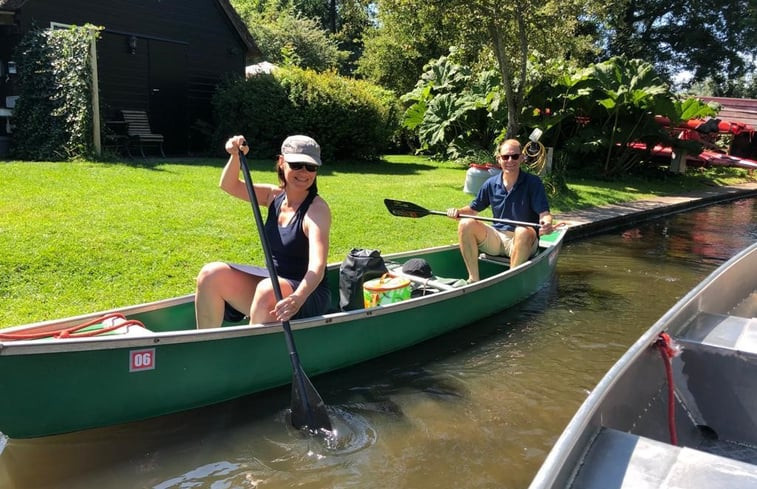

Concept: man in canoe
[[194, 135, 332, 328], [446, 138, 554, 282]]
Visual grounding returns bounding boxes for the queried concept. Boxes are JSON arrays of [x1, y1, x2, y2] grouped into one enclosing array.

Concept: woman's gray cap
[[281, 135, 322, 166]]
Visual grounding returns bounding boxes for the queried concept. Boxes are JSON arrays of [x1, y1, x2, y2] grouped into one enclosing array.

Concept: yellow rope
[[523, 140, 546, 174]]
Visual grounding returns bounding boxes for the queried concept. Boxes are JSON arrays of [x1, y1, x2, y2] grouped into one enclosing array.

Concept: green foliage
[[404, 54, 722, 178], [232, 0, 348, 72], [605, 0, 757, 87], [401, 51, 504, 160], [232, 0, 371, 75], [365, 0, 608, 138], [688, 72, 757, 99], [11, 25, 101, 161], [523, 57, 721, 178], [356, 0, 461, 95], [212, 66, 401, 160]]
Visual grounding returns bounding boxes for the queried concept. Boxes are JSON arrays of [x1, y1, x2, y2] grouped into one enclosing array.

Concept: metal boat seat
[[677, 312, 757, 354], [571, 428, 757, 489]]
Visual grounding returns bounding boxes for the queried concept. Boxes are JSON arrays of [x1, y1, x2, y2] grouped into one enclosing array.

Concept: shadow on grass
[[550, 187, 585, 213], [100, 155, 451, 177], [95, 156, 226, 171]]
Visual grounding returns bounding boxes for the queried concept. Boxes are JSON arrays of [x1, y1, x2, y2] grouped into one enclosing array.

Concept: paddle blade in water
[[384, 199, 430, 218], [290, 365, 333, 435]]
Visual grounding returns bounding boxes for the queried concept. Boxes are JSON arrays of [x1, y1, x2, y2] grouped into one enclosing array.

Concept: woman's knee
[[196, 262, 229, 288], [252, 278, 293, 301], [253, 278, 274, 297], [249, 279, 278, 319]]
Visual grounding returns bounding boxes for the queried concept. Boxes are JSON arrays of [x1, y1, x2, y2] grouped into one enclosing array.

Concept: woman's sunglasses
[[288, 162, 319, 173]]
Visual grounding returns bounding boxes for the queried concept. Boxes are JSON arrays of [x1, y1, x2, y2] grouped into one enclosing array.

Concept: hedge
[[212, 66, 401, 161]]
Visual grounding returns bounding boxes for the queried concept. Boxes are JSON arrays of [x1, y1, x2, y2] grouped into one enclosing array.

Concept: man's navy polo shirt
[[469, 170, 550, 232]]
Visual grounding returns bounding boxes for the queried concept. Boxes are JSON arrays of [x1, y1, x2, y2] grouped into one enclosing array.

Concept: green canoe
[[0, 228, 566, 439]]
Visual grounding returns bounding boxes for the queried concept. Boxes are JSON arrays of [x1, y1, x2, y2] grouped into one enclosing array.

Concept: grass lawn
[[0, 155, 752, 327]]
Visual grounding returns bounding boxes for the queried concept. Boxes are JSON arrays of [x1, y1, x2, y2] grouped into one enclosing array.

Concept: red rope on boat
[[56, 319, 146, 338], [656, 332, 679, 445], [53, 313, 127, 338], [0, 313, 145, 341]]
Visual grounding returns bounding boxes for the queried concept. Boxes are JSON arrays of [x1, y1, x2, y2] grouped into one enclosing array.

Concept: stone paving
[[555, 182, 757, 242]]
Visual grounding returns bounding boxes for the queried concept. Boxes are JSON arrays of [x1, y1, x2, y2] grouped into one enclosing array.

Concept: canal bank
[[556, 181, 757, 242]]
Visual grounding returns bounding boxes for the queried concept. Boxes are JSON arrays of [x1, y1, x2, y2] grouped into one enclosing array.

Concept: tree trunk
[[487, 2, 530, 139], [488, 22, 519, 138], [330, 0, 337, 33]]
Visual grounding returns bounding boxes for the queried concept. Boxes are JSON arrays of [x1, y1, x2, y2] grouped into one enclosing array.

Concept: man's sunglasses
[[497, 153, 521, 161], [288, 162, 319, 172]]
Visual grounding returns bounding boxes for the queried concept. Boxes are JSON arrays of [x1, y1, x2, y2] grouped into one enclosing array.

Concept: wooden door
[[148, 40, 188, 155]]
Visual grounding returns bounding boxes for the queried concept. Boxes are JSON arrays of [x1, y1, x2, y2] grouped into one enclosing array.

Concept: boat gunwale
[[527, 240, 757, 489], [2, 230, 566, 356]]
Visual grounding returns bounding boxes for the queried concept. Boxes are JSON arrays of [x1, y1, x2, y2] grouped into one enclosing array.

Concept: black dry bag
[[339, 248, 388, 311]]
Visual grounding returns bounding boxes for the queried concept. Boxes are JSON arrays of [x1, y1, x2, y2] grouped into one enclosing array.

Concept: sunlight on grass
[[0, 156, 752, 326]]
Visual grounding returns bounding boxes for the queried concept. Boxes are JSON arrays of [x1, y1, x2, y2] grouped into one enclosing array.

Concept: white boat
[[529, 240, 757, 489]]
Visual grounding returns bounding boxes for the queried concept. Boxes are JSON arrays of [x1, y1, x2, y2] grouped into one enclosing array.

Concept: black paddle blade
[[384, 199, 430, 218], [290, 365, 333, 435]]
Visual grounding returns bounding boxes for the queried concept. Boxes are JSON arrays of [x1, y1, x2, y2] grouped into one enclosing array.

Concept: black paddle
[[384, 198, 542, 229], [237, 144, 332, 435]]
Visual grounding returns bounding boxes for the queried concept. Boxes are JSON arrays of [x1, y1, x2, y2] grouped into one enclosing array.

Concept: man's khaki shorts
[[479, 226, 538, 258]]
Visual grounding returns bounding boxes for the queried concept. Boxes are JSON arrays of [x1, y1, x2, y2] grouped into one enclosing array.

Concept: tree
[[362, 0, 606, 138], [232, 0, 372, 75], [232, 0, 347, 71], [455, 0, 610, 138], [357, 0, 461, 96], [604, 0, 757, 88]]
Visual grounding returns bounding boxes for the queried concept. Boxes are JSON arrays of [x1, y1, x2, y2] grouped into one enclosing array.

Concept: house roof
[[0, 0, 261, 59], [698, 96, 757, 129], [214, 0, 262, 60]]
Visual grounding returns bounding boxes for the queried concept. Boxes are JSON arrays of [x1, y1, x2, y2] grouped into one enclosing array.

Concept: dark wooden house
[[0, 0, 261, 156]]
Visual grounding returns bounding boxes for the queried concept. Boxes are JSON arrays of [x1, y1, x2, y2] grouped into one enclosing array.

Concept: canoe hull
[[1, 231, 565, 439]]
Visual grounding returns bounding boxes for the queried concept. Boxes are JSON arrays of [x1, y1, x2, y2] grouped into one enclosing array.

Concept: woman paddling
[[195, 135, 332, 328]]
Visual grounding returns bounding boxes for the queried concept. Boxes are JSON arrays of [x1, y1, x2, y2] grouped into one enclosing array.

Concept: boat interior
[[567, 261, 757, 488], [1, 244, 527, 339]]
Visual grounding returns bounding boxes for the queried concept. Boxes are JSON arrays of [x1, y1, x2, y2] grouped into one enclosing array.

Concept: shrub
[[212, 66, 401, 160], [11, 25, 101, 161]]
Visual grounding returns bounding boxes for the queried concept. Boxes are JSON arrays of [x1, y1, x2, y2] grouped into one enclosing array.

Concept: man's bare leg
[[457, 218, 488, 282], [509, 227, 538, 267]]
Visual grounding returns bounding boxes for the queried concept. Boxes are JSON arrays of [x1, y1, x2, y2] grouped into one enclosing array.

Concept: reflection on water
[[1, 198, 755, 489]]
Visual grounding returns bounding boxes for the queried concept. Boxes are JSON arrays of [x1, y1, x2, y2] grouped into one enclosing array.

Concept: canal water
[[1, 198, 755, 489]]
